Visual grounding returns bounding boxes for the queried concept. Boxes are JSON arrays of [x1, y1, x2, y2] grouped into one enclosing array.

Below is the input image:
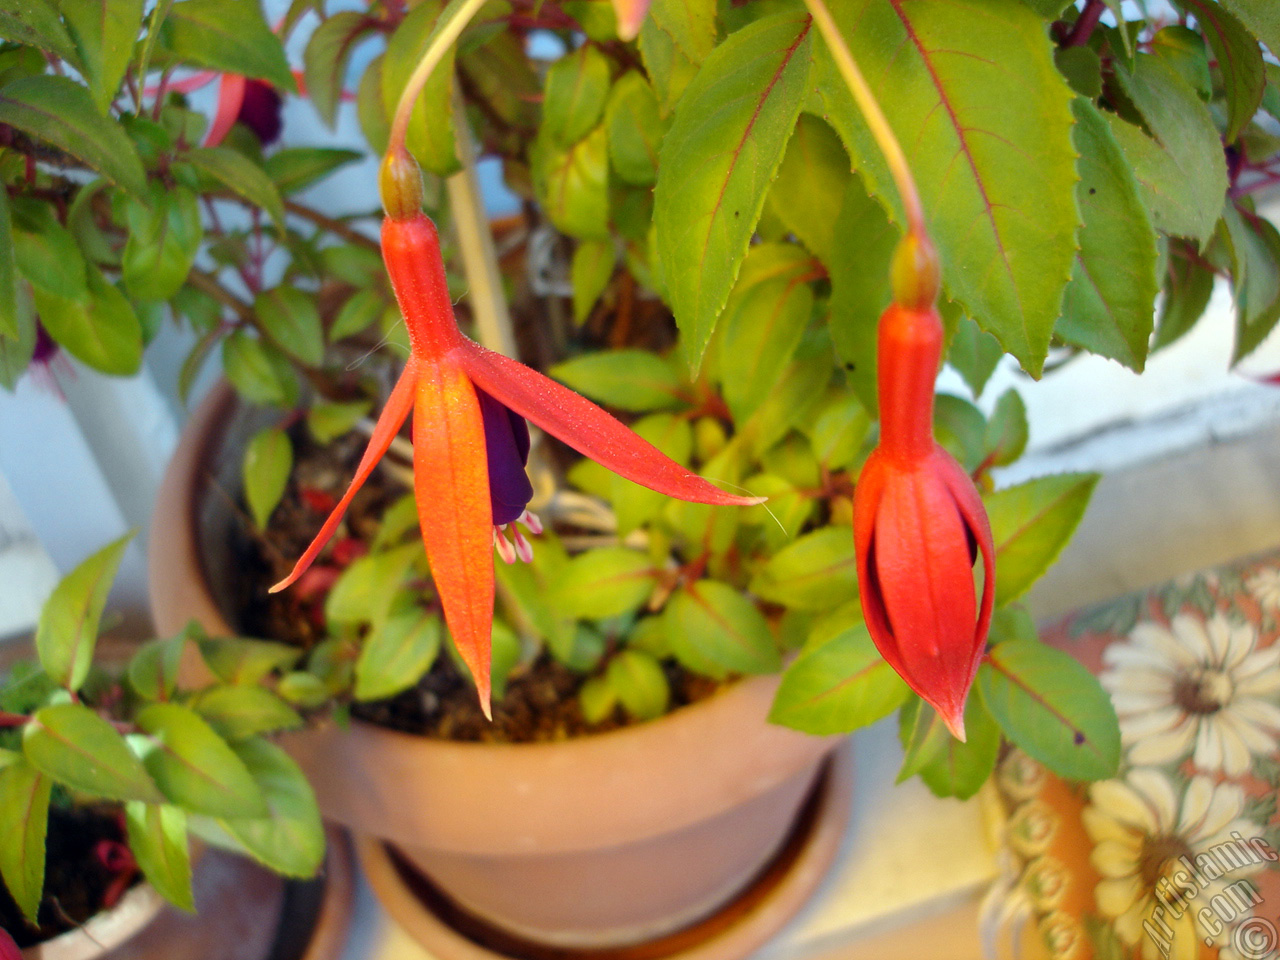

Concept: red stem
[[1065, 0, 1106, 47]]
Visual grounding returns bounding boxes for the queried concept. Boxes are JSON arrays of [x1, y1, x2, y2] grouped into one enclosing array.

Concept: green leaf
[[979, 639, 1120, 781], [254, 287, 324, 366], [638, 15, 698, 116], [611, 414, 692, 535], [720, 243, 815, 423], [1107, 54, 1229, 246], [325, 543, 420, 628], [32, 267, 143, 376], [355, 609, 442, 702], [356, 53, 389, 154], [124, 803, 193, 912], [1216, 0, 1280, 65], [1154, 242, 1216, 350], [1218, 203, 1280, 363], [36, 533, 131, 692], [814, 0, 1077, 377], [134, 702, 268, 818], [579, 675, 616, 724], [1055, 45, 1102, 98], [809, 392, 870, 472], [302, 11, 370, 129], [1056, 98, 1159, 371], [275, 672, 328, 709], [605, 71, 667, 186], [330, 288, 386, 342], [212, 738, 323, 878], [0, 75, 146, 197], [749, 526, 857, 612], [606, 649, 670, 721], [935, 394, 988, 471], [185, 146, 286, 233], [0, 284, 36, 391], [61, 0, 144, 113], [984, 389, 1029, 468], [769, 614, 907, 734], [221, 331, 299, 408], [542, 44, 611, 149], [382, 0, 459, 176], [242, 427, 292, 531], [0, 187, 16, 340], [263, 147, 363, 195], [654, 11, 812, 370], [550, 349, 684, 412], [987, 473, 1099, 606], [193, 686, 303, 741], [11, 198, 87, 298], [123, 183, 203, 302], [24, 702, 162, 802], [197, 637, 300, 686], [765, 114, 849, 264], [550, 548, 656, 620], [166, 0, 296, 92], [667, 580, 781, 678], [0, 759, 50, 923], [948, 315, 1004, 399], [1151, 25, 1211, 99], [0, 0, 80, 64], [828, 180, 898, 414], [307, 399, 372, 444], [648, 0, 716, 63], [1178, 0, 1265, 143], [897, 695, 999, 800], [127, 635, 188, 702], [571, 238, 616, 325], [531, 123, 610, 239]]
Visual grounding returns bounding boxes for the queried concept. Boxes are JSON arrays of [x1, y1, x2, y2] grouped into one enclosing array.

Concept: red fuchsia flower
[[852, 237, 995, 741], [0, 927, 19, 960], [272, 150, 760, 716], [204, 76, 283, 147]]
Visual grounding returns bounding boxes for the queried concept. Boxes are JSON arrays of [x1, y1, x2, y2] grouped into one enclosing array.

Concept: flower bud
[[852, 301, 994, 739]]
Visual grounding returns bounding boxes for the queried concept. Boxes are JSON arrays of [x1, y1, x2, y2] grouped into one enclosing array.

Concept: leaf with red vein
[[812, 0, 1078, 376], [653, 10, 813, 370]]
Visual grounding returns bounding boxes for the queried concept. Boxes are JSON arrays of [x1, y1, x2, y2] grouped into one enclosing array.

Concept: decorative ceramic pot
[[148, 381, 841, 948], [986, 551, 1280, 960]]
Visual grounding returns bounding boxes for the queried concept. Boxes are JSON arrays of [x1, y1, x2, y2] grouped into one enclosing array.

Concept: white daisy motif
[[1101, 613, 1280, 775], [1247, 567, 1280, 614], [1084, 768, 1264, 960]]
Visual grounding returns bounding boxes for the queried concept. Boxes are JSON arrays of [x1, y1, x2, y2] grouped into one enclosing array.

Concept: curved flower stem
[[387, 0, 490, 159], [802, 0, 926, 241]]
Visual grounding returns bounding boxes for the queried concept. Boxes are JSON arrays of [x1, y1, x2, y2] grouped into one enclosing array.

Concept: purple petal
[[475, 386, 533, 525], [237, 80, 283, 145]]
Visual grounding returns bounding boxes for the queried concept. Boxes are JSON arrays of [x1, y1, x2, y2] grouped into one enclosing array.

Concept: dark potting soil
[[0, 804, 131, 947], [233, 423, 724, 744]]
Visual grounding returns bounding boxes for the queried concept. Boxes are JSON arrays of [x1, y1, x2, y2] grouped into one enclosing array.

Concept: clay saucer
[[357, 738, 855, 960]]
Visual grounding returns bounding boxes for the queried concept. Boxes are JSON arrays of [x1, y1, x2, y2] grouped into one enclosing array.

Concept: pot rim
[[20, 883, 164, 960]]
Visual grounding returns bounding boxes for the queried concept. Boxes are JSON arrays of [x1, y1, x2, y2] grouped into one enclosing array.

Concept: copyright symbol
[[1233, 918, 1279, 959]]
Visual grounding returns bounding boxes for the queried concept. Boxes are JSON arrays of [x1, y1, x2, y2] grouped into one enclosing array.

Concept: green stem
[[802, 0, 926, 240], [387, 0, 490, 158], [446, 87, 517, 356]]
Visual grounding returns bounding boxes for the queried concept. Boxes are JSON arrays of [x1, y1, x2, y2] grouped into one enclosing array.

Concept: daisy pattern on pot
[[1084, 768, 1263, 960], [1100, 613, 1280, 776], [1246, 567, 1280, 615]]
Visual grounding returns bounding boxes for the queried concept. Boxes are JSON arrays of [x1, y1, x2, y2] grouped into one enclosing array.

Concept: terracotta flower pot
[[149, 381, 840, 948]]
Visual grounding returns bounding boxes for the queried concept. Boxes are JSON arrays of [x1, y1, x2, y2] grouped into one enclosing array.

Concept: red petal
[[204, 74, 247, 147], [270, 362, 418, 593], [412, 358, 495, 717], [456, 342, 762, 507]]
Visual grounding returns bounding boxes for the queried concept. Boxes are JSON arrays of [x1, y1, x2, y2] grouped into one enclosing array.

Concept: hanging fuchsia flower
[[852, 238, 995, 741], [272, 150, 760, 716]]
